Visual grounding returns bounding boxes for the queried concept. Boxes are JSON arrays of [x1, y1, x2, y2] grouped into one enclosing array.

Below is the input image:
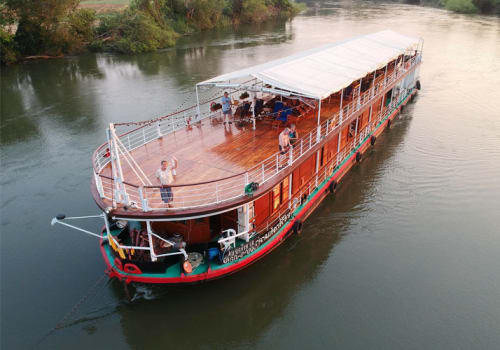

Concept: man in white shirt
[[155, 158, 177, 205]]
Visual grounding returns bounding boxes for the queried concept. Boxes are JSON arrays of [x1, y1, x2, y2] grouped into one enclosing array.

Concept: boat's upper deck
[[100, 101, 331, 186], [92, 45, 422, 215]]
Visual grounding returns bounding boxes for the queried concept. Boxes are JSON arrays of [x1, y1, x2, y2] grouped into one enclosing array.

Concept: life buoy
[[370, 135, 376, 146], [329, 180, 337, 193], [355, 151, 362, 163], [416, 80, 421, 90], [123, 263, 142, 274], [114, 257, 123, 271], [292, 220, 303, 235], [183, 260, 193, 274]]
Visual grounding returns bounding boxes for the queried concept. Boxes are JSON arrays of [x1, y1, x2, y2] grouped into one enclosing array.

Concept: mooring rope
[[33, 272, 109, 348]]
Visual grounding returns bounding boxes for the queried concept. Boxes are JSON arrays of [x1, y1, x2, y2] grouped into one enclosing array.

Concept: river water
[[1, 2, 500, 349]]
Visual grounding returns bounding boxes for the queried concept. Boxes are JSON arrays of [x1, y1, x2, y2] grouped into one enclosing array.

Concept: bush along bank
[[413, 0, 500, 14], [1, 0, 305, 65]]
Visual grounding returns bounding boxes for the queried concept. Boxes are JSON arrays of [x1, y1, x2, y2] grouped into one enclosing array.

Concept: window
[[282, 177, 289, 203], [273, 184, 280, 211]]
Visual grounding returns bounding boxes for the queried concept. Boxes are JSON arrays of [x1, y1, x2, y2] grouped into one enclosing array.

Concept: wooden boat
[[52, 30, 423, 285]]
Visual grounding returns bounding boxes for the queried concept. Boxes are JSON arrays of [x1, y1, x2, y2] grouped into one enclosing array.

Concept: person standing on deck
[[221, 91, 233, 125], [289, 124, 299, 146], [279, 127, 291, 154], [156, 158, 177, 206]]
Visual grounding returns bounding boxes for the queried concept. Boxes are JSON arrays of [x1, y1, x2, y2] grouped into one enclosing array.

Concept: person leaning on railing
[[289, 124, 298, 146], [156, 157, 178, 207], [279, 127, 291, 155]]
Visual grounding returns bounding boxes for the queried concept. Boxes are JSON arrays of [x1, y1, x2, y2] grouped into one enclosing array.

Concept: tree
[[5, 0, 80, 55]]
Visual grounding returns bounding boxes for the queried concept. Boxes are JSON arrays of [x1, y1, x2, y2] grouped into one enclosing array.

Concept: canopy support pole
[[372, 70, 377, 97], [252, 92, 256, 130], [384, 64, 388, 87], [339, 89, 344, 123], [195, 84, 201, 121], [316, 99, 322, 142], [357, 78, 362, 107]]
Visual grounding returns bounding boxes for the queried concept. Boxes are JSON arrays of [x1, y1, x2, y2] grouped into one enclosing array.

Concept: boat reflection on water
[[110, 107, 415, 348]]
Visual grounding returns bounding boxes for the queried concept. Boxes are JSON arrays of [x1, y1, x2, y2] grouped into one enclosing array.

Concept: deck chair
[[220, 229, 237, 251]]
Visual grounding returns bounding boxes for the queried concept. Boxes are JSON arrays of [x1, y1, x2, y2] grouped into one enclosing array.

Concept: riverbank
[[0, 0, 305, 65], [411, 0, 500, 14]]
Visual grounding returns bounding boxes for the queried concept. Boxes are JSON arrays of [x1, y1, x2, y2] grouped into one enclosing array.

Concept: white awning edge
[[198, 30, 421, 99]]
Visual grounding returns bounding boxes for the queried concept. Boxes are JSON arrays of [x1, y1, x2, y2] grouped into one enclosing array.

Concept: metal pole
[[354, 117, 359, 144], [106, 127, 121, 206], [315, 149, 320, 186], [384, 64, 388, 87], [317, 99, 322, 142], [146, 220, 157, 262], [368, 105, 373, 128], [195, 84, 201, 121], [339, 89, 344, 123], [252, 93, 256, 130], [110, 124, 129, 205], [51, 219, 105, 240], [103, 212, 111, 238], [357, 78, 362, 107]]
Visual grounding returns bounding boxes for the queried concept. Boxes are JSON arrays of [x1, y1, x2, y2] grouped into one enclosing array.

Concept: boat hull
[[100, 89, 418, 285]]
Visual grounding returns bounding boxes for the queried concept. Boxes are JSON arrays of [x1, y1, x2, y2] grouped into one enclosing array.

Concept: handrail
[[93, 54, 421, 211]]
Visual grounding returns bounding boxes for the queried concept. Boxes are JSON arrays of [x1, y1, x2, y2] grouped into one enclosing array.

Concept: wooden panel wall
[[151, 219, 211, 244], [254, 192, 271, 228]]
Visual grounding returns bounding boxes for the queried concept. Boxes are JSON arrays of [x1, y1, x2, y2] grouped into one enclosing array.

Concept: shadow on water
[[103, 105, 416, 349]]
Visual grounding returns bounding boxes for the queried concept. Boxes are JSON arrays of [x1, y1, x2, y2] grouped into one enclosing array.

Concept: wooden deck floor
[[101, 103, 342, 186]]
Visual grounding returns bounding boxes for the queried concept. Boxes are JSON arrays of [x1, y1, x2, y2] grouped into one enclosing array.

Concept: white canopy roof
[[198, 30, 421, 99]]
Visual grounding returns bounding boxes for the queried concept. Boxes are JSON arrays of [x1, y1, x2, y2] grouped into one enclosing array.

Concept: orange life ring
[[183, 261, 193, 274], [123, 263, 142, 274]]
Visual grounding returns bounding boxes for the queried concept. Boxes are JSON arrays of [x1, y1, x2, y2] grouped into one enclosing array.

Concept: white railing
[[93, 54, 421, 211]]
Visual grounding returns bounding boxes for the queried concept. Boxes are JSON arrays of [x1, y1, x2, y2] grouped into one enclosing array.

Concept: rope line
[[33, 272, 109, 348]]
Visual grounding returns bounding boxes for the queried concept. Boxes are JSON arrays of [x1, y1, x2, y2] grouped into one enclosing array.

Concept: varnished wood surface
[[101, 104, 340, 186], [95, 62, 407, 213]]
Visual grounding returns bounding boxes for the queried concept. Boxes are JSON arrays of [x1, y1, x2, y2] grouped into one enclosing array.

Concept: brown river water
[[1, 1, 500, 349]]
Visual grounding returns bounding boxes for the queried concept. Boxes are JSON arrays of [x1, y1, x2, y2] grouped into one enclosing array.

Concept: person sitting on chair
[[254, 97, 264, 117]]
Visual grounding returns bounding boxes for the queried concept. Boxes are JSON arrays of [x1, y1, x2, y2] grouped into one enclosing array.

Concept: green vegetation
[[1, 0, 304, 65], [443, 0, 478, 13], [418, 0, 500, 14]]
